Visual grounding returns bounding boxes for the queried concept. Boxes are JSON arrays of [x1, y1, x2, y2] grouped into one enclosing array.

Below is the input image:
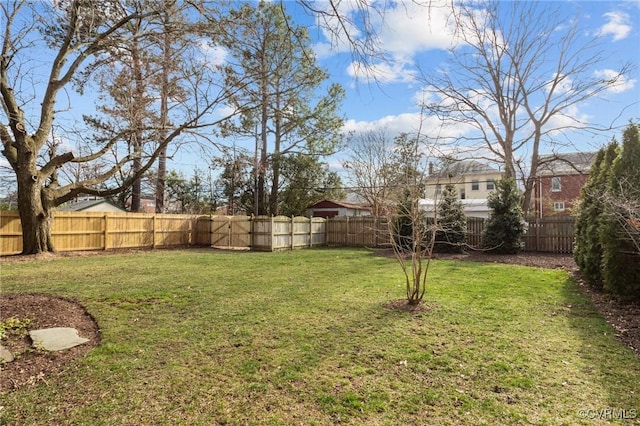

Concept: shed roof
[[307, 199, 371, 211]]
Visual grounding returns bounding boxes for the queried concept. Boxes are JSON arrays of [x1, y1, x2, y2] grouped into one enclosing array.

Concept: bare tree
[[602, 184, 640, 256], [293, 0, 390, 81], [342, 129, 399, 216], [385, 130, 438, 307], [421, 0, 634, 214], [0, 0, 238, 254]]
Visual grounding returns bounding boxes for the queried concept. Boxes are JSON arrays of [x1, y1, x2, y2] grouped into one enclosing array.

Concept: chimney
[[429, 162, 434, 176]]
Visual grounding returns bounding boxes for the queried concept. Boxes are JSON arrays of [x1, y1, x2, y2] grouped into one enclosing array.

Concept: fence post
[[290, 216, 294, 250], [103, 214, 109, 251], [152, 214, 157, 248], [346, 216, 349, 246]]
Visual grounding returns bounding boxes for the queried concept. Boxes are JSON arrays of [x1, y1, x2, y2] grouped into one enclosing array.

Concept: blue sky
[[2, 0, 639, 191], [169, 0, 640, 178]]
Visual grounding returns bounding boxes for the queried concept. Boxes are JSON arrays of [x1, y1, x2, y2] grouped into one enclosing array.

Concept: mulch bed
[[0, 249, 637, 394], [0, 294, 100, 392]]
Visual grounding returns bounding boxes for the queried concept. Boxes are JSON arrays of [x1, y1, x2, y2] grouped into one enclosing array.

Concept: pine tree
[[482, 178, 526, 254], [600, 123, 640, 298], [392, 189, 416, 250], [435, 183, 467, 253], [220, 2, 344, 216], [573, 148, 604, 286], [573, 144, 616, 288]]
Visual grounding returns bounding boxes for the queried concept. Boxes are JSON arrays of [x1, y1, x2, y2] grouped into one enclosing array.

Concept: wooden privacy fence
[[0, 211, 210, 255], [323, 215, 576, 253], [459, 216, 576, 253], [523, 216, 575, 254], [1, 211, 577, 255], [326, 216, 391, 248], [466, 217, 485, 248], [210, 215, 326, 251]]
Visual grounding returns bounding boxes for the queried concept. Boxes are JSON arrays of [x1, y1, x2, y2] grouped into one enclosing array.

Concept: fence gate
[[210, 216, 251, 249], [230, 216, 251, 248]]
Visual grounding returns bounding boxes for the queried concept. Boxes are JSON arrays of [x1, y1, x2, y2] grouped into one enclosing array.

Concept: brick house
[[533, 152, 597, 218]]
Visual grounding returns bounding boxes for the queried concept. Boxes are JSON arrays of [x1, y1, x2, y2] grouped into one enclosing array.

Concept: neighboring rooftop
[[537, 152, 597, 176], [429, 160, 500, 178], [307, 199, 372, 210], [58, 198, 126, 212]]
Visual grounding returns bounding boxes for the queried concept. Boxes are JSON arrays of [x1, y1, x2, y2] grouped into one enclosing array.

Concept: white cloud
[[372, 1, 460, 56], [314, 0, 461, 74], [346, 60, 416, 84], [594, 69, 637, 94], [597, 11, 632, 41], [543, 104, 592, 134], [197, 39, 228, 67], [312, 1, 365, 58], [342, 110, 473, 141]]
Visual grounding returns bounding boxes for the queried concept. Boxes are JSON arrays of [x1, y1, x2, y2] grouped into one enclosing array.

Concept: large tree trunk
[[17, 173, 55, 254]]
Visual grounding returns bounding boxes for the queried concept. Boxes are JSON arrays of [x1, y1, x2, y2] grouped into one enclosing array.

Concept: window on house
[[460, 188, 466, 200], [471, 180, 479, 191], [551, 177, 561, 192], [435, 184, 442, 195], [553, 201, 565, 212], [486, 179, 495, 191]]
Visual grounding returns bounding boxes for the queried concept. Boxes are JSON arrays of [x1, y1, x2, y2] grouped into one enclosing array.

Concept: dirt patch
[[384, 299, 435, 314], [0, 294, 100, 392]]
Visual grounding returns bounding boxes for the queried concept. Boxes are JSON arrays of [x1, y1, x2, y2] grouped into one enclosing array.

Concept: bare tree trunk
[[269, 152, 280, 216], [130, 36, 144, 213], [155, 9, 172, 214], [269, 92, 282, 216], [131, 153, 142, 212], [257, 75, 269, 216], [17, 173, 55, 254]]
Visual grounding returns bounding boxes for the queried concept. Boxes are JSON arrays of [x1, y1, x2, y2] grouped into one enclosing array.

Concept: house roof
[[307, 199, 372, 211], [59, 198, 126, 212], [430, 160, 500, 178], [537, 152, 597, 176]]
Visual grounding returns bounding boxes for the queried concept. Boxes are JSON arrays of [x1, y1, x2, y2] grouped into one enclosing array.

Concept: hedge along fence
[[0, 210, 211, 255], [322, 215, 576, 253]]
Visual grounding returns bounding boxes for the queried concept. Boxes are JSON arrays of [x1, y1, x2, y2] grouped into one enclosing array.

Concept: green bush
[[435, 183, 467, 253], [600, 123, 640, 299], [482, 178, 526, 254], [573, 147, 611, 288], [392, 188, 419, 250]]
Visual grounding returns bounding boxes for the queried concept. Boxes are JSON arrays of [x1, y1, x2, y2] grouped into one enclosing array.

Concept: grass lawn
[[0, 248, 639, 425]]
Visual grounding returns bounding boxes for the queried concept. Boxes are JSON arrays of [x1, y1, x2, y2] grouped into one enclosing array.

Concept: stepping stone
[[0, 344, 14, 363], [29, 328, 89, 351]]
